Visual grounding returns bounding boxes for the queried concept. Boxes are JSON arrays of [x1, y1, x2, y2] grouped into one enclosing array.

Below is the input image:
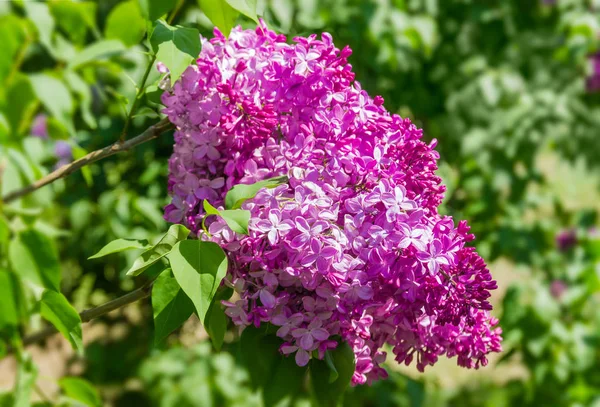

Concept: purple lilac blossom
[[31, 114, 48, 139], [162, 22, 502, 385], [556, 228, 577, 252], [587, 52, 600, 93], [54, 140, 72, 169]]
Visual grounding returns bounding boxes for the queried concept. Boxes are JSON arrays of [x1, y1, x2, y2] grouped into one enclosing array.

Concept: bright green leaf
[[167, 240, 228, 323], [29, 74, 74, 136], [225, 0, 258, 23], [88, 238, 150, 260], [0, 15, 27, 86], [68, 40, 126, 70], [4, 74, 36, 138], [13, 353, 37, 407], [310, 342, 355, 407], [152, 270, 195, 345], [105, 1, 146, 47], [150, 20, 201, 83], [198, 0, 239, 36], [64, 70, 96, 129], [40, 290, 83, 353], [225, 175, 288, 209], [127, 224, 190, 276], [59, 377, 102, 407], [9, 229, 61, 292], [23, 1, 55, 53], [203, 199, 250, 235]]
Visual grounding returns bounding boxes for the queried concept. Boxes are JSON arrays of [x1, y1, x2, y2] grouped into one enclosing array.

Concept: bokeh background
[[1, 0, 600, 406]]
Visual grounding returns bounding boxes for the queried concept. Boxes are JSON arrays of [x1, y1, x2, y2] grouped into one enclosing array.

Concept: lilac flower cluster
[[162, 22, 502, 385], [586, 52, 600, 92]]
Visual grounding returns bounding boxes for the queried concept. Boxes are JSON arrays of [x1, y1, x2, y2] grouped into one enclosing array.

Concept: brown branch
[[20, 282, 154, 348], [1, 118, 174, 204]]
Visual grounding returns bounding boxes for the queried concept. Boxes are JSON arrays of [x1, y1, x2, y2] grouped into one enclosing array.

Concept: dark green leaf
[[167, 240, 228, 323], [239, 325, 282, 389], [150, 20, 201, 83], [9, 229, 61, 291], [225, 0, 258, 23], [105, 1, 146, 47], [59, 377, 102, 407], [127, 224, 190, 276], [310, 342, 355, 407], [0, 270, 19, 329], [40, 290, 83, 353], [48, 1, 97, 46], [225, 176, 288, 209], [71, 145, 93, 186], [205, 300, 227, 350], [88, 238, 150, 260], [138, 0, 178, 22], [263, 353, 307, 407], [152, 270, 195, 345], [197, 0, 239, 36]]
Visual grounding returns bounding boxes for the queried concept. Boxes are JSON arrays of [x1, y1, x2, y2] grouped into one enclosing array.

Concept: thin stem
[[1, 118, 173, 204], [119, 0, 184, 142], [19, 281, 154, 348], [119, 54, 156, 142]]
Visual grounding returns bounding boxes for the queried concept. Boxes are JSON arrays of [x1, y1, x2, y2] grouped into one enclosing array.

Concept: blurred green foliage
[[0, 0, 599, 406]]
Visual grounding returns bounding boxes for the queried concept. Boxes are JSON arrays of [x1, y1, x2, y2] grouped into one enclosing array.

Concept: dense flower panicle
[[162, 21, 502, 385]]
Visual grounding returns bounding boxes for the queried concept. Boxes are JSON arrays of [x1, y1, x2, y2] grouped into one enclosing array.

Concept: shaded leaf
[[152, 270, 195, 345], [310, 342, 355, 407], [138, 0, 178, 22], [205, 300, 227, 350]]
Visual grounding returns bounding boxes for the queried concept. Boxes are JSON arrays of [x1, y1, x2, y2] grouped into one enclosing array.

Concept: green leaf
[[9, 229, 61, 292], [138, 0, 178, 22], [240, 325, 282, 389], [105, 1, 146, 47], [0, 270, 19, 329], [152, 270, 195, 345], [4, 74, 36, 138], [263, 353, 307, 407], [150, 20, 201, 83], [23, 1, 55, 53], [13, 353, 37, 407], [0, 15, 27, 86], [88, 238, 150, 260], [40, 290, 83, 353], [167, 240, 228, 323], [204, 300, 227, 350], [68, 40, 126, 70], [29, 74, 74, 136], [203, 199, 250, 234], [71, 145, 93, 186], [225, 0, 258, 23], [198, 0, 239, 36], [324, 351, 339, 383], [59, 377, 102, 407], [310, 342, 355, 407], [126, 224, 190, 276], [225, 175, 288, 209], [64, 70, 96, 129], [48, 1, 98, 46]]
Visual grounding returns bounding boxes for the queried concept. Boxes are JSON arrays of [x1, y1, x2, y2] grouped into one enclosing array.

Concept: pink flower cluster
[[162, 22, 502, 385]]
